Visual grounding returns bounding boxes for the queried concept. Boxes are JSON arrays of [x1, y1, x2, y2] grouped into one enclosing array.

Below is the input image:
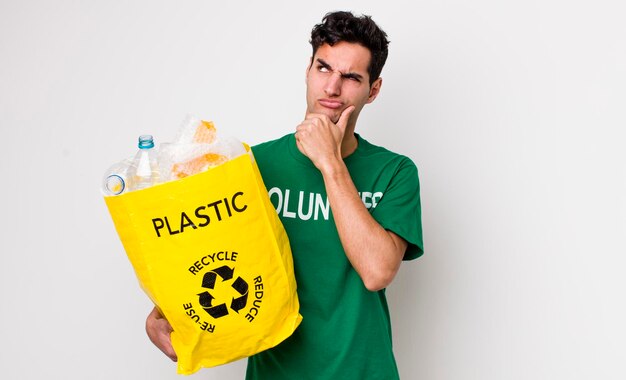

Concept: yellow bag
[[104, 150, 302, 374]]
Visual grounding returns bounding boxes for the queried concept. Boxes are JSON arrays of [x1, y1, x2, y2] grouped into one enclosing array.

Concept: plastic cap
[[138, 135, 154, 149]]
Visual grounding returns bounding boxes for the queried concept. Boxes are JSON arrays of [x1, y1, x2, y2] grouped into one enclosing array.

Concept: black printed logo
[[197, 266, 248, 319]]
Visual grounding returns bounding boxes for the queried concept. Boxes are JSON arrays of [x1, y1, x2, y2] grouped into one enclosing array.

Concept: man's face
[[305, 41, 381, 126]]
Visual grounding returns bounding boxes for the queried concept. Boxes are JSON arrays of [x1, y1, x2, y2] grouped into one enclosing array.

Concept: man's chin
[[320, 109, 342, 123], [307, 105, 342, 123]]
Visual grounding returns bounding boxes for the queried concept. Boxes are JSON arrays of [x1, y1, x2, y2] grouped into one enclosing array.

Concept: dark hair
[[310, 11, 389, 86]]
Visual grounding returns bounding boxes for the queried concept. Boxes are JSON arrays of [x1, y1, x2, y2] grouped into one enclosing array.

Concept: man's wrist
[[320, 157, 348, 180]]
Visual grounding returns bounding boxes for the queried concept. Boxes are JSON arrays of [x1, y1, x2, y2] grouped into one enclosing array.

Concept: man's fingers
[[336, 105, 355, 131], [304, 112, 327, 121], [304, 106, 355, 129], [156, 320, 177, 361], [146, 307, 178, 362], [163, 334, 178, 362]]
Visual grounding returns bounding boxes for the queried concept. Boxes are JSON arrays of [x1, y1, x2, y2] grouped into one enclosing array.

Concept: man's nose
[[324, 72, 342, 96]]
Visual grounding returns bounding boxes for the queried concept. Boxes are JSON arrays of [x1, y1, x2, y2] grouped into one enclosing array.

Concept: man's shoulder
[[250, 134, 295, 173], [251, 134, 292, 155], [355, 134, 417, 170]]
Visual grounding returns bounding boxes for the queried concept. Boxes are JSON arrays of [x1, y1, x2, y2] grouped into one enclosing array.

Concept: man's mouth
[[318, 99, 343, 109]]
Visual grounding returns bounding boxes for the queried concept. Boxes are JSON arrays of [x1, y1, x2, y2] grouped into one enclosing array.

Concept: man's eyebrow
[[341, 72, 364, 81], [316, 58, 333, 70], [316, 58, 364, 81]]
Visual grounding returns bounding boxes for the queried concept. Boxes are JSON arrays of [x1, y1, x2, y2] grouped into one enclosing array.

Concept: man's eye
[[318, 66, 330, 73]]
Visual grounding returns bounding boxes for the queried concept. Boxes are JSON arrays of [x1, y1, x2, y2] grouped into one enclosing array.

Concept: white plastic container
[[127, 135, 160, 191]]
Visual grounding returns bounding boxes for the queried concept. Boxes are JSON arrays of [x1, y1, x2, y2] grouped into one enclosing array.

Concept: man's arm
[[321, 161, 407, 290], [295, 108, 407, 291]]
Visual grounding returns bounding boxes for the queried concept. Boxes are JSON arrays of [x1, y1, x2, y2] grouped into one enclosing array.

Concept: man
[[147, 11, 423, 379]]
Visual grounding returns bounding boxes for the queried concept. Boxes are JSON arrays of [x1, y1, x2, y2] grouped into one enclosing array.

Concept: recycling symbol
[[197, 266, 248, 319]]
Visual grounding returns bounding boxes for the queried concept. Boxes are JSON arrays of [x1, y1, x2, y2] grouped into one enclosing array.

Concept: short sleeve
[[371, 157, 423, 260]]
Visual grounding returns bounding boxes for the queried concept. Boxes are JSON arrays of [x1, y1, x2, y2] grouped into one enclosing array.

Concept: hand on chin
[[314, 106, 342, 124]]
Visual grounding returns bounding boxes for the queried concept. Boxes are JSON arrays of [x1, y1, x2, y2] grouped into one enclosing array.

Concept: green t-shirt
[[247, 133, 423, 380]]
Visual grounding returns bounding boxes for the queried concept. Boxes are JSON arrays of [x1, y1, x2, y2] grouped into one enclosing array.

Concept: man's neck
[[341, 131, 358, 158]]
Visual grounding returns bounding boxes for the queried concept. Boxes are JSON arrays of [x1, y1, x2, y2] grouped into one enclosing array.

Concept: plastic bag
[[104, 144, 302, 374]]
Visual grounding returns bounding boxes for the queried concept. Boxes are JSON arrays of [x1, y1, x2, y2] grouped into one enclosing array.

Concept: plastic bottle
[[102, 159, 132, 196], [127, 135, 160, 191]]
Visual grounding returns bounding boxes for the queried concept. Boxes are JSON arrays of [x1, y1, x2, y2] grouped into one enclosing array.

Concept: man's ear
[[305, 56, 313, 83], [367, 77, 383, 104]]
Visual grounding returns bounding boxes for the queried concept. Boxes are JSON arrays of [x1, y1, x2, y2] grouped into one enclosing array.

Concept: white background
[[1, 0, 625, 379]]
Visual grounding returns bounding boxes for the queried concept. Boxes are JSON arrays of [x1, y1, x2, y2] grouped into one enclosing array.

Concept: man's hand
[[295, 106, 355, 171], [145, 306, 177, 362]]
